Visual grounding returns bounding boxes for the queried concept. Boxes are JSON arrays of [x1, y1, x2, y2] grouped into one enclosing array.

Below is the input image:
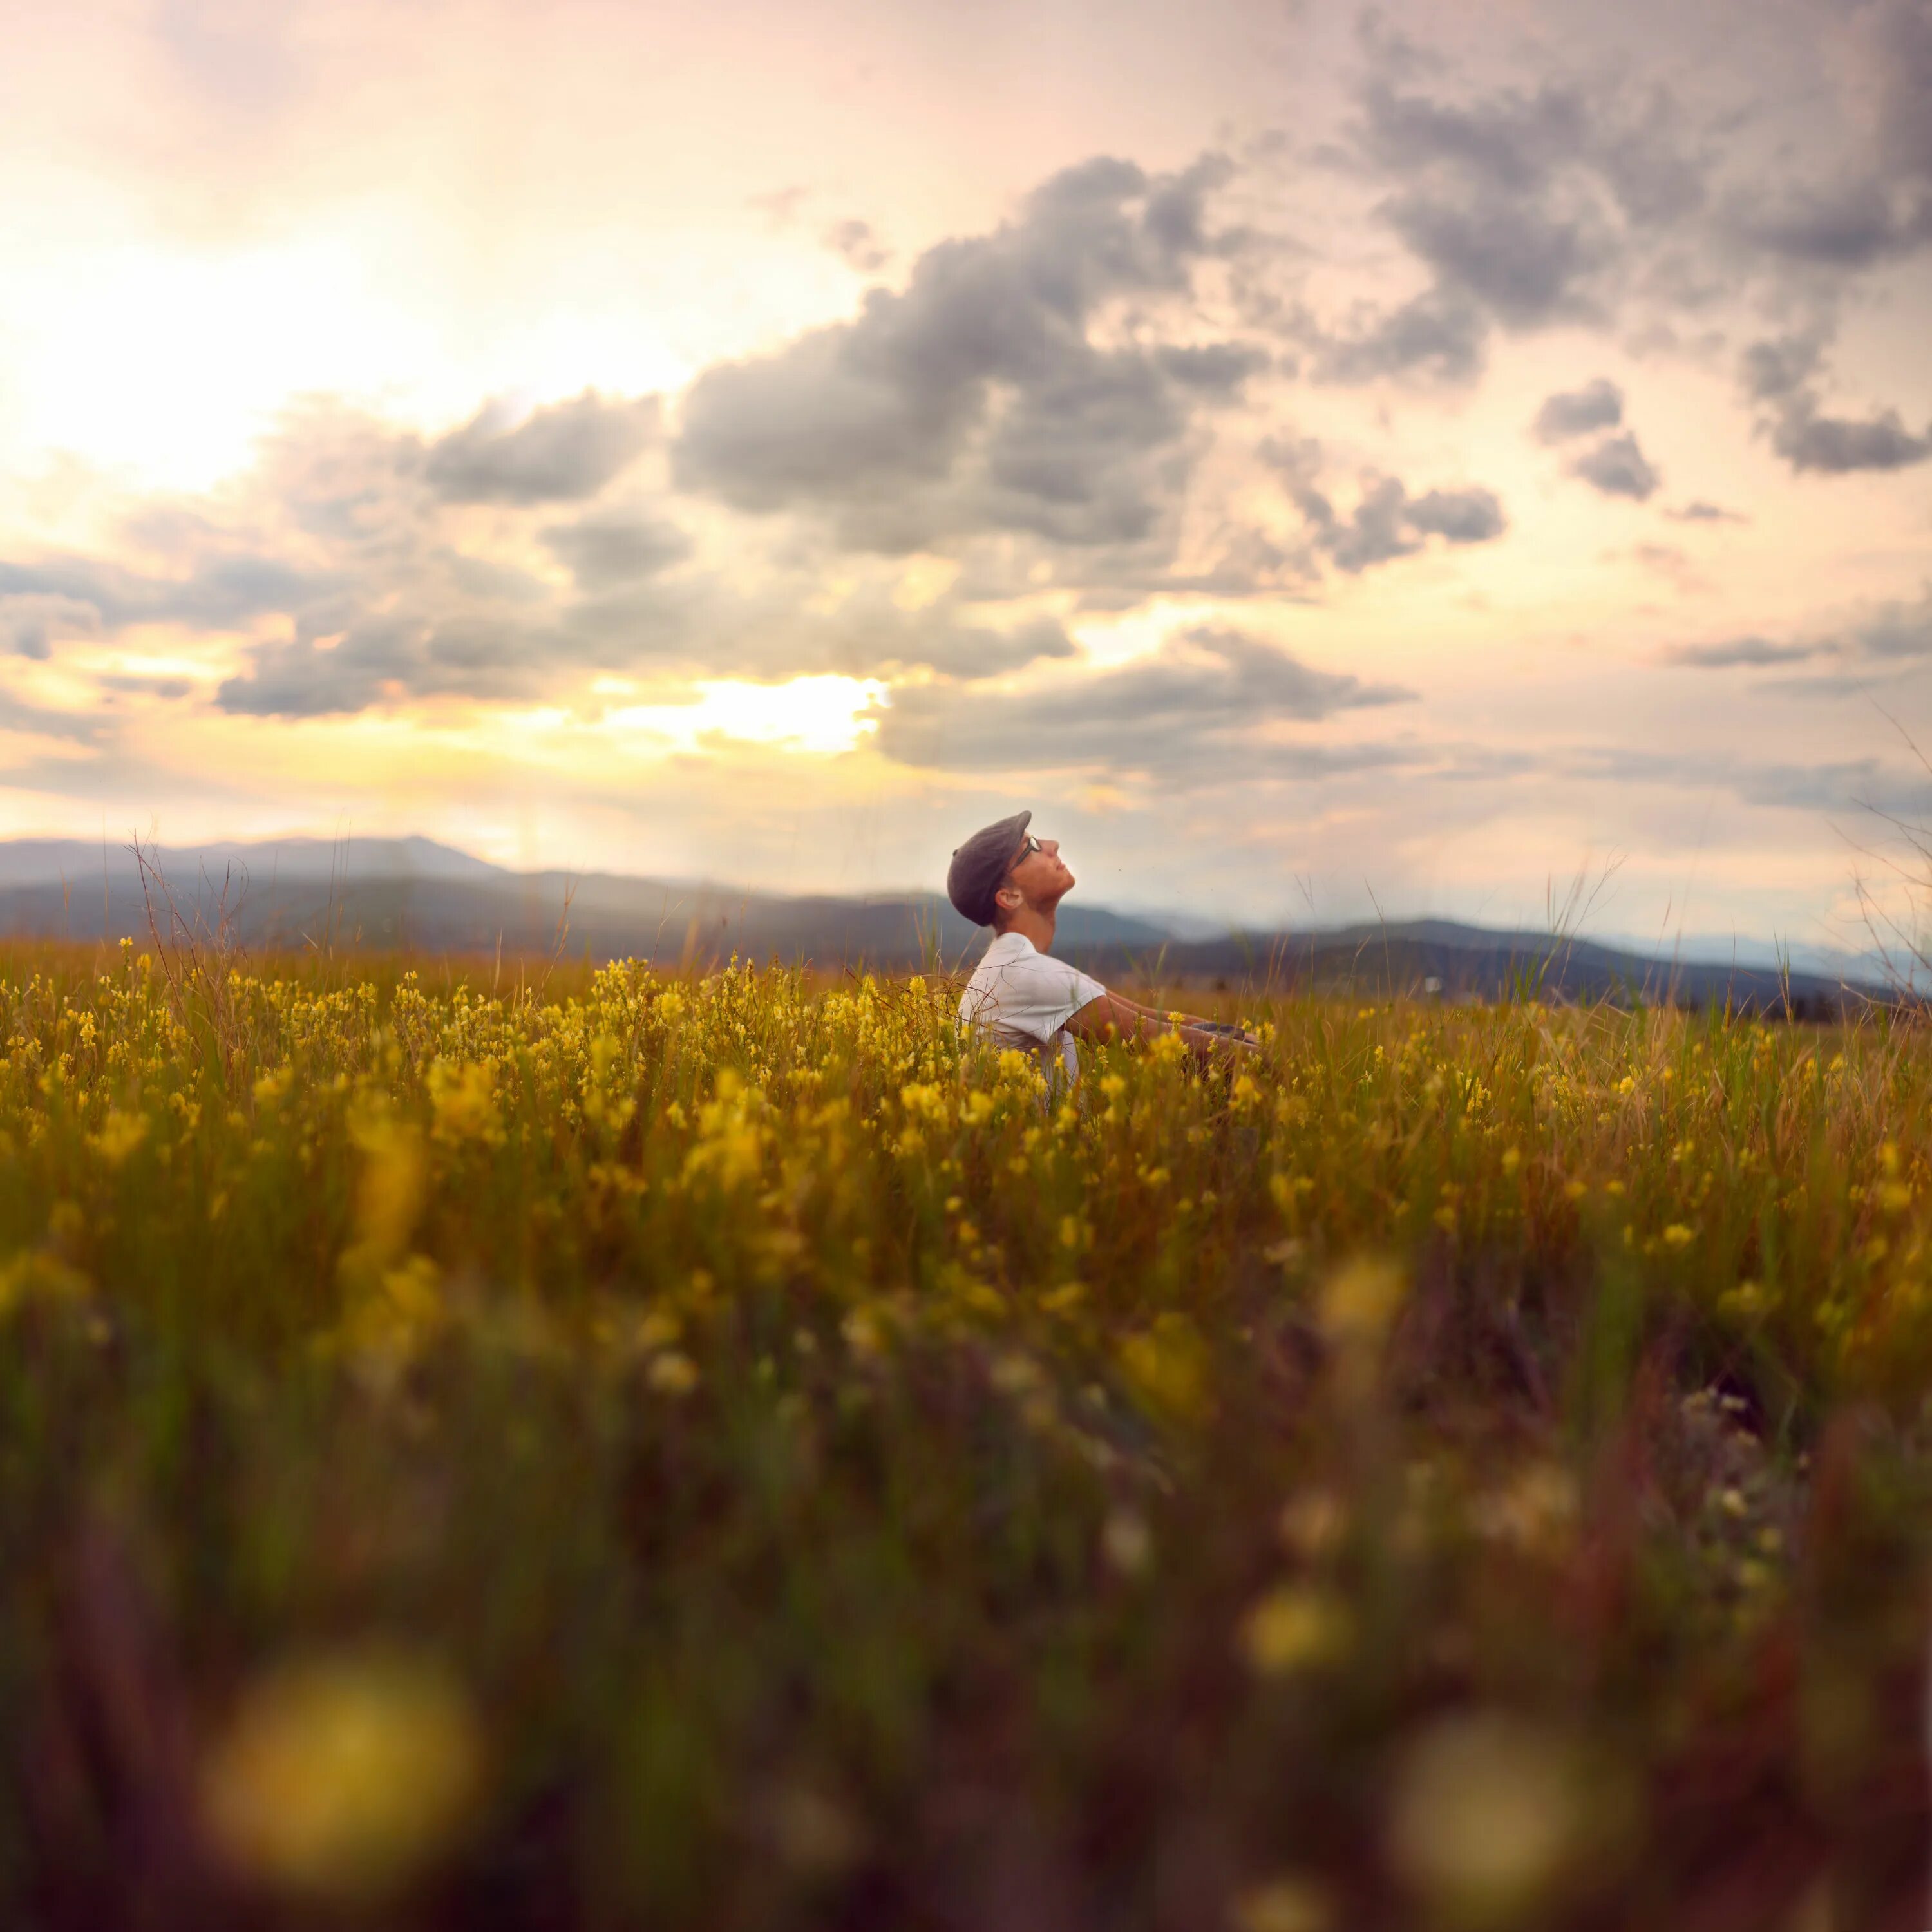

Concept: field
[[3, 941, 1930, 1930]]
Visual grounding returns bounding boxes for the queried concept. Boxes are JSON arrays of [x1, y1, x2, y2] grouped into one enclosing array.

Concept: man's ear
[[993, 882, 1021, 914]]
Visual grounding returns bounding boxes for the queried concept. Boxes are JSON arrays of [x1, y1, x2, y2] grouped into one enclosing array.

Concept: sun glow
[[603, 676, 886, 756]]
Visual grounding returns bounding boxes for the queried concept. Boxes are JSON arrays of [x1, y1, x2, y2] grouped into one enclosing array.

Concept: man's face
[[1005, 834, 1074, 909]]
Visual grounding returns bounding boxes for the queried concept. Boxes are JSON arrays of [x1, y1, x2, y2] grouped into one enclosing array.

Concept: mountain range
[[0, 834, 1891, 1016]]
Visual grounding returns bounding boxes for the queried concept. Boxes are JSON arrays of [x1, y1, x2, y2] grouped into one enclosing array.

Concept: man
[[947, 810, 1255, 1082]]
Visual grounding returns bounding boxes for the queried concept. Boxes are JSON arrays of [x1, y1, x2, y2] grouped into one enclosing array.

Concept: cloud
[[1869, 0, 1932, 181], [96, 671, 193, 699], [823, 218, 890, 272], [1739, 332, 1932, 475], [1353, 61, 1701, 231], [1533, 378, 1623, 444], [1665, 501, 1747, 524], [1853, 588, 1932, 659], [0, 592, 101, 659], [1403, 486, 1506, 545], [1730, 1, 1932, 270], [1629, 542, 1705, 591], [542, 512, 692, 591], [674, 153, 1261, 556], [1383, 184, 1616, 329], [0, 550, 345, 634], [0, 149, 1296, 723], [424, 390, 659, 504], [1569, 431, 1662, 500], [1663, 589, 1932, 672], [1314, 479, 1481, 573], [869, 623, 1415, 783], [0, 404, 712, 718], [1309, 290, 1488, 385], [1305, 46, 1708, 379], [0, 392, 1059, 718], [1573, 745, 1932, 818], [808, 591, 1077, 681], [748, 186, 808, 229], [1739, 332, 1825, 404], [1664, 636, 1823, 668], [1266, 441, 1505, 573], [1736, 176, 1930, 270], [1769, 402, 1932, 475]]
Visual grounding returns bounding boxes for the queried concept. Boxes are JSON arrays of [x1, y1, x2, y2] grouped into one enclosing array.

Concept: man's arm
[[1106, 991, 1217, 1029], [1065, 992, 1255, 1064]]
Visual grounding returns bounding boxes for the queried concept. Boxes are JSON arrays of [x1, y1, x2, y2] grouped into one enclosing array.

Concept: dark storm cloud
[[1265, 440, 1505, 574], [1533, 378, 1623, 444], [674, 154, 1260, 556], [424, 390, 659, 504], [870, 624, 1415, 783], [1569, 431, 1662, 501]]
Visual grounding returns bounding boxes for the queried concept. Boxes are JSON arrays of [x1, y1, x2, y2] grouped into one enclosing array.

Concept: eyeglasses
[[1009, 834, 1042, 869]]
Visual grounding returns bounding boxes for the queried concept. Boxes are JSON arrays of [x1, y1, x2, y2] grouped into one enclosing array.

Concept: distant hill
[[0, 836, 1174, 965], [0, 835, 1886, 1015], [1061, 922, 1878, 1019]]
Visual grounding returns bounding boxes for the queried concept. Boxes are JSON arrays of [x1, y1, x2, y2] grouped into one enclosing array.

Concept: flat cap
[[946, 810, 1031, 927]]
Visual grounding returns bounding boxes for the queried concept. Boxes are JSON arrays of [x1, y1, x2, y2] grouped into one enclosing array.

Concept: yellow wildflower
[[88, 1108, 149, 1167], [200, 1646, 484, 1905], [1232, 1877, 1334, 1932], [648, 1350, 700, 1396], [1238, 1585, 1353, 1676]]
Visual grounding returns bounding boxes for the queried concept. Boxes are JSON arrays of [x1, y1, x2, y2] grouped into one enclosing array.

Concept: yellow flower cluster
[[0, 951, 1918, 1412]]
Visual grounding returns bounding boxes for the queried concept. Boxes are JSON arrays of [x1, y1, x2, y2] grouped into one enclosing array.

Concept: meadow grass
[[2, 940, 1929, 1928]]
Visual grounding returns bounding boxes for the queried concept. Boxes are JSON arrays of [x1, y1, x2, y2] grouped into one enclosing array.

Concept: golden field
[[2, 941, 1929, 1929]]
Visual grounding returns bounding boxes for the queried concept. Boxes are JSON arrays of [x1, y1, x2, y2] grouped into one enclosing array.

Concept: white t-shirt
[[957, 931, 1108, 1083]]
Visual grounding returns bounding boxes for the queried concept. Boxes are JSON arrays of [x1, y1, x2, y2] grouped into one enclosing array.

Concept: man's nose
[[1043, 840, 1061, 857]]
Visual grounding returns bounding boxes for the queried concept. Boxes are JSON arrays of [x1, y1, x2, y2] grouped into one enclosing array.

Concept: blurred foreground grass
[[2, 941, 1930, 1929]]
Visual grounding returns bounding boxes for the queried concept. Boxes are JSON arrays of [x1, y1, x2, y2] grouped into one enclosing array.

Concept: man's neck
[[1001, 904, 1057, 951]]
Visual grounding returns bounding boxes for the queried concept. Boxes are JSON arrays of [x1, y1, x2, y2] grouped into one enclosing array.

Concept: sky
[[1, 0, 1929, 948]]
